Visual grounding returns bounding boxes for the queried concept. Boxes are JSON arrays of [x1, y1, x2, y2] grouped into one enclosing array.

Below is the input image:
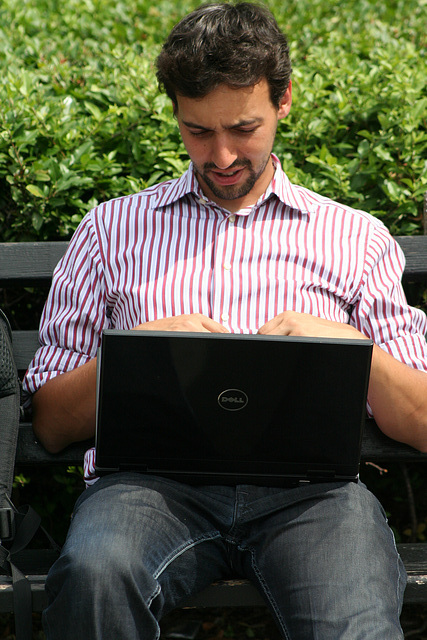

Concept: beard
[[195, 153, 273, 203]]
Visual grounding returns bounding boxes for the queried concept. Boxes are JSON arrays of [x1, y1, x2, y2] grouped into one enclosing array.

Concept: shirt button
[[198, 197, 208, 205], [229, 215, 236, 223], [221, 313, 229, 322], [223, 263, 232, 270]]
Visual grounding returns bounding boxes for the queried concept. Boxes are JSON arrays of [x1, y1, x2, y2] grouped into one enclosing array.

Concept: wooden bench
[[1, 238, 427, 617]]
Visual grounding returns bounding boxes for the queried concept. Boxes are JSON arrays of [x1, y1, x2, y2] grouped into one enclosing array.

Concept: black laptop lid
[[95, 330, 373, 486]]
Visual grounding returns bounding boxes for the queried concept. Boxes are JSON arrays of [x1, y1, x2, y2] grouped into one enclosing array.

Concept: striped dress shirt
[[23, 156, 427, 485]]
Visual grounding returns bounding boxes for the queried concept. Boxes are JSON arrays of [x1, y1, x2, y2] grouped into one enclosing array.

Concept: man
[[24, 3, 427, 638]]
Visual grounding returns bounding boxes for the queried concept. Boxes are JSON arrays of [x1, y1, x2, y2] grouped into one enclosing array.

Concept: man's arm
[[32, 313, 229, 453], [368, 344, 427, 451], [32, 357, 98, 453], [259, 311, 427, 453]]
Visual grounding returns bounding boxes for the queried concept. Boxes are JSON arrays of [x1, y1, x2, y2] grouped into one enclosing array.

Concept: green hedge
[[0, 0, 426, 240]]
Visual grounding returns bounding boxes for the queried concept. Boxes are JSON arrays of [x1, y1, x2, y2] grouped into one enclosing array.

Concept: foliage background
[[0, 0, 426, 242], [0, 0, 427, 636]]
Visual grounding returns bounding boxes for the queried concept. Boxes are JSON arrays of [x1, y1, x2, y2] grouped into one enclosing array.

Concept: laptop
[[95, 330, 373, 486]]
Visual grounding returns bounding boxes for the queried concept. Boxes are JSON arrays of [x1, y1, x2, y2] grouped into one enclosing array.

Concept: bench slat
[[1, 543, 426, 612], [395, 236, 427, 281], [13, 330, 40, 371], [14, 420, 427, 467], [1, 237, 427, 288], [361, 420, 427, 461], [16, 424, 92, 466], [0, 242, 68, 286]]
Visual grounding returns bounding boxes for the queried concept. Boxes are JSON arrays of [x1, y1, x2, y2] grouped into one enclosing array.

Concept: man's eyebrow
[[181, 121, 212, 131], [182, 117, 263, 131]]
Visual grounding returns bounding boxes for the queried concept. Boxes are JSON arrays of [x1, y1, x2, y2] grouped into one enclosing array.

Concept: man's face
[[175, 79, 292, 212]]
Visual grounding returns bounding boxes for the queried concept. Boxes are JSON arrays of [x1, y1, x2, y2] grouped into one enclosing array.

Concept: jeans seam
[[243, 545, 291, 640], [147, 583, 161, 609], [147, 583, 162, 640], [153, 531, 221, 580], [148, 533, 223, 640], [383, 510, 407, 628], [392, 534, 407, 624]]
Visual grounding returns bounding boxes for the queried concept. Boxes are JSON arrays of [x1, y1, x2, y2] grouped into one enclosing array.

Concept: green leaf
[[84, 101, 103, 120], [383, 179, 400, 200], [26, 184, 46, 198], [31, 211, 44, 231], [357, 140, 370, 158], [373, 146, 394, 163]]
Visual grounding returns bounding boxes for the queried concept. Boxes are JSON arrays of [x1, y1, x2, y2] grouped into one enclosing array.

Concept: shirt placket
[[211, 213, 238, 331]]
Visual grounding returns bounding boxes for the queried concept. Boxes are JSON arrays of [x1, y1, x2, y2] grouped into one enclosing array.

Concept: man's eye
[[235, 128, 257, 135], [189, 130, 210, 137]]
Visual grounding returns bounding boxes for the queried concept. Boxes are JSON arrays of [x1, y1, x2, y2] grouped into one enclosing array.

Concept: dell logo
[[218, 389, 248, 411]]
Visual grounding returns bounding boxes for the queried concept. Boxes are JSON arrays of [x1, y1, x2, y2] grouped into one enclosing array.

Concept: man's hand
[[133, 313, 229, 333], [258, 310, 366, 341]]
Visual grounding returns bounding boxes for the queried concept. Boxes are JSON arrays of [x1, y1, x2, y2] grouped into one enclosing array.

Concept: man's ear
[[277, 81, 292, 120]]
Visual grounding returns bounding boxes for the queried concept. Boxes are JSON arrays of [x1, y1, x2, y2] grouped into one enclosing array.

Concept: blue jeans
[[43, 474, 406, 639]]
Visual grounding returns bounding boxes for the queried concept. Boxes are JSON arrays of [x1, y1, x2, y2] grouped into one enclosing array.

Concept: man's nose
[[211, 134, 238, 169]]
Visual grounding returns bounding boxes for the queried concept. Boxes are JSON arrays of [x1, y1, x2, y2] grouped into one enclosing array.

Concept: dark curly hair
[[156, 2, 292, 109]]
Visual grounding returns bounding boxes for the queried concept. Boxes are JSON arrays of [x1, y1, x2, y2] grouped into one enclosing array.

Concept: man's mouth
[[210, 167, 245, 185]]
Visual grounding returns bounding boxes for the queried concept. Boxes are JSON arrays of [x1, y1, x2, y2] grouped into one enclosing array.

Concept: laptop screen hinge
[[119, 464, 149, 472], [307, 470, 336, 479]]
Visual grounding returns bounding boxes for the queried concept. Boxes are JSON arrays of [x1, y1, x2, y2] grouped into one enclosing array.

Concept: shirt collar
[[154, 164, 203, 209], [264, 155, 311, 215], [155, 154, 312, 216]]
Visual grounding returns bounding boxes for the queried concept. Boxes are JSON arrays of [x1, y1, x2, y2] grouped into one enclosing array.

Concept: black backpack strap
[[0, 547, 33, 640], [0, 500, 61, 640], [11, 562, 33, 640], [0, 505, 15, 541], [0, 505, 41, 640]]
